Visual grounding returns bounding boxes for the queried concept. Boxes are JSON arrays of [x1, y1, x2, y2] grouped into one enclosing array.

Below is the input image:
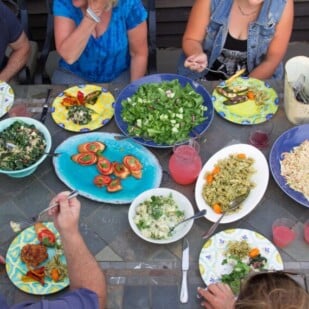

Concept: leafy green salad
[[121, 80, 207, 144], [220, 240, 267, 294], [0, 121, 46, 170]]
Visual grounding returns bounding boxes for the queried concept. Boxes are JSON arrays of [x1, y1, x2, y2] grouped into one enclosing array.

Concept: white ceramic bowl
[[0, 117, 52, 178], [128, 188, 194, 244]]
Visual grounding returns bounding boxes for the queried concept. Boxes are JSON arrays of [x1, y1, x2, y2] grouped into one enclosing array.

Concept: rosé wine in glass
[[272, 218, 297, 248], [168, 139, 202, 185], [8, 103, 31, 117], [272, 226, 296, 248]]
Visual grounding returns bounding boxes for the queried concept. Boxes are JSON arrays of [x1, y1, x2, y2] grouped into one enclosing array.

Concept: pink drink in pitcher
[[168, 140, 202, 185]]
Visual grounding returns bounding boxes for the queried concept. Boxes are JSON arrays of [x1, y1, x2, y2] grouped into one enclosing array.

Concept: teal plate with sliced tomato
[[212, 77, 279, 125], [6, 222, 69, 295], [53, 132, 162, 204]]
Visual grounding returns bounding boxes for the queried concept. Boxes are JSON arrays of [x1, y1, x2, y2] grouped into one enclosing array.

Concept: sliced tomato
[[77, 90, 85, 104], [61, 96, 79, 107], [71, 152, 97, 165], [97, 157, 113, 175], [107, 178, 122, 192], [93, 175, 112, 187], [78, 141, 106, 153], [34, 223, 56, 247], [123, 155, 142, 171], [130, 169, 142, 179], [112, 162, 130, 179]]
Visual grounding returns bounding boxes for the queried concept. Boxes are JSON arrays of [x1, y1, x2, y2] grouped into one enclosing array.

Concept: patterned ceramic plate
[[269, 124, 309, 207], [212, 77, 279, 125], [199, 228, 283, 287], [51, 85, 115, 132], [6, 222, 69, 295], [53, 132, 162, 204], [0, 81, 14, 118]]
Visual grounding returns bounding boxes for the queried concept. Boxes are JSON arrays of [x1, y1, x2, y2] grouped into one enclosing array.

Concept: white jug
[[284, 56, 309, 124]]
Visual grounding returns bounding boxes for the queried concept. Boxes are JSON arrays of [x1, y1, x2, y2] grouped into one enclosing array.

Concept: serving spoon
[[169, 209, 207, 233], [5, 142, 61, 157], [202, 193, 249, 240]]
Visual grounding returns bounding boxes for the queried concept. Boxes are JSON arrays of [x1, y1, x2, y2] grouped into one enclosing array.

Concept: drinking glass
[[8, 102, 32, 117], [248, 121, 273, 149], [272, 218, 297, 248], [168, 139, 202, 185]]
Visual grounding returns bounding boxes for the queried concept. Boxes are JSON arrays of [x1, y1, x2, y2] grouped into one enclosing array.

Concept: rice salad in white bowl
[[128, 188, 195, 244]]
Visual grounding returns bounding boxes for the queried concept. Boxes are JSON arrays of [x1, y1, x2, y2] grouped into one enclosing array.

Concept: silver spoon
[[170, 209, 207, 233], [201, 193, 249, 240], [5, 142, 61, 156]]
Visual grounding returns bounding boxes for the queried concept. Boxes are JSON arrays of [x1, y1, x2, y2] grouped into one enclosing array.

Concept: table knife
[[40, 88, 51, 123], [180, 238, 189, 303]]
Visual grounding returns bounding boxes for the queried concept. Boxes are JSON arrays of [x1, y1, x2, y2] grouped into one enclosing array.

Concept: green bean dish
[[0, 121, 46, 170]]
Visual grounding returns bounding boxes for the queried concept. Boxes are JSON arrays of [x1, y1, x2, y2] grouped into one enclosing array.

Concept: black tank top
[[206, 32, 248, 81]]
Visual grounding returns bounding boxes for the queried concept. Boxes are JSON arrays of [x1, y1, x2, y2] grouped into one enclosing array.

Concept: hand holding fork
[[10, 190, 79, 232]]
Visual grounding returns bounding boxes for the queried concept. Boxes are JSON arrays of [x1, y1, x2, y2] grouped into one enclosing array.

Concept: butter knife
[[40, 88, 51, 123], [180, 238, 189, 303]]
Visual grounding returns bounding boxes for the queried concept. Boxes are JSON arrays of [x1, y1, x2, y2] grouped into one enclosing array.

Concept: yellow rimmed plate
[[6, 222, 69, 295], [0, 81, 14, 118], [51, 85, 115, 132], [212, 77, 279, 125], [199, 228, 283, 288]]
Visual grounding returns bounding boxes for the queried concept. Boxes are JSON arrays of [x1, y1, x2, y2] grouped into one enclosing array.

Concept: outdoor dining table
[[0, 79, 308, 308]]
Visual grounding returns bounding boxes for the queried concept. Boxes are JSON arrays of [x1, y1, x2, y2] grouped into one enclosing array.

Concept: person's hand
[[88, 0, 109, 16], [48, 191, 81, 237], [184, 53, 208, 72], [198, 283, 235, 309]]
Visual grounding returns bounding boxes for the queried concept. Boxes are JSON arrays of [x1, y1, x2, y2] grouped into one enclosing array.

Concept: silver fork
[[10, 190, 79, 232]]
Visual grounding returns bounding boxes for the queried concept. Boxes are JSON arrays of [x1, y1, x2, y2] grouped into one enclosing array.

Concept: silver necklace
[[237, 3, 258, 16]]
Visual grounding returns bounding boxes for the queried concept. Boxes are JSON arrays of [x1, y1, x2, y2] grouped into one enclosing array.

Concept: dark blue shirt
[[0, 288, 99, 308], [0, 1, 23, 70]]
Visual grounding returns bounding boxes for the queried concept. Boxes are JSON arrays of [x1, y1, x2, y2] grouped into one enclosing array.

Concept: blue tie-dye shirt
[[53, 0, 147, 82]]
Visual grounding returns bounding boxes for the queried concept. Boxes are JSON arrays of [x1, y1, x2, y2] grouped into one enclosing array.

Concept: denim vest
[[178, 0, 287, 80]]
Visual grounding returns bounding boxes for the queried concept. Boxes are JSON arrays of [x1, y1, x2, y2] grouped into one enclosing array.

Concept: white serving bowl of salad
[[0, 117, 52, 178], [128, 187, 195, 244]]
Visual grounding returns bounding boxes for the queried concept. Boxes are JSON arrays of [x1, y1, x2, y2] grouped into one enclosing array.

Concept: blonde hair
[[236, 272, 309, 309]]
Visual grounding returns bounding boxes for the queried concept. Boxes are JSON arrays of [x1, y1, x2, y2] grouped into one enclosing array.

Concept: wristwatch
[[86, 7, 100, 23]]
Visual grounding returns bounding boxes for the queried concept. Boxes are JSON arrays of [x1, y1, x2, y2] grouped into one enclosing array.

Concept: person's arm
[[128, 21, 148, 81], [54, 15, 98, 64], [49, 192, 106, 309], [198, 283, 235, 309], [249, 0, 294, 79], [54, 0, 108, 64], [181, 0, 211, 72], [0, 31, 30, 82]]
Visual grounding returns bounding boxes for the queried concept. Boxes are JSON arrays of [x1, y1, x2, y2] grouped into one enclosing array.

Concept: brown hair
[[235, 272, 309, 309]]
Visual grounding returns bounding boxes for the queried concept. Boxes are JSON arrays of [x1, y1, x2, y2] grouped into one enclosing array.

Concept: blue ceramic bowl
[[0, 117, 52, 178]]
